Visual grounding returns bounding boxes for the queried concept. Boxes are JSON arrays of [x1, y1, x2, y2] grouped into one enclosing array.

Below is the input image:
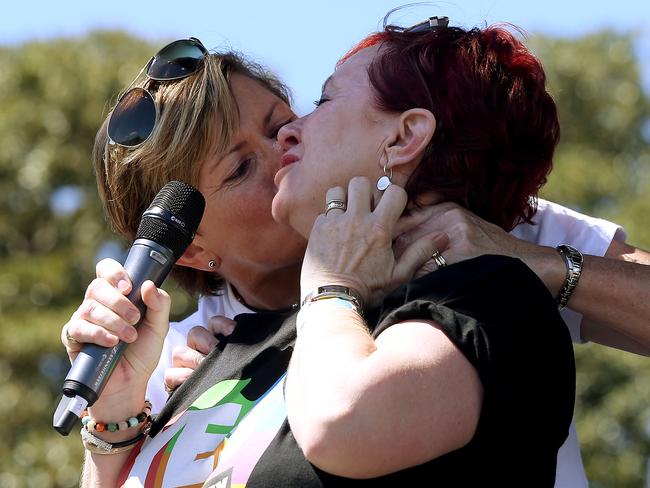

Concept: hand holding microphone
[[54, 181, 205, 436]]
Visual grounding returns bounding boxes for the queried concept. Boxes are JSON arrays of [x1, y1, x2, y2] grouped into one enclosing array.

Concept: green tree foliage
[[532, 31, 650, 488], [0, 30, 647, 487], [0, 32, 194, 487], [532, 31, 650, 246]]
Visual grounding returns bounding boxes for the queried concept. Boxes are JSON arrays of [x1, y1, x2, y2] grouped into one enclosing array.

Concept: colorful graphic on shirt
[[120, 378, 259, 487], [202, 375, 287, 487]]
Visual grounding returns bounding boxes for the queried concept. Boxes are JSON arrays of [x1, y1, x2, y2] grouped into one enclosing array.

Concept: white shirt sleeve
[[510, 198, 626, 343]]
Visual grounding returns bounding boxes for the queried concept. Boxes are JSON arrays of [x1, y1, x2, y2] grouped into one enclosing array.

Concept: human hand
[[301, 177, 444, 307], [163, 316, 236, 393], [61, 258, 171, 405], [394, 202, 562, 289]]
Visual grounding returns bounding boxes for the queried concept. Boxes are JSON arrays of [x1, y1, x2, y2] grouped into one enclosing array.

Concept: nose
[[277, 117, 303, 151]]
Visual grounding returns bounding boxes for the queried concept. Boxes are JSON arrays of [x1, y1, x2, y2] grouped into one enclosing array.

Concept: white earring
[[208, 260, 216, 269], [376, 165, 393, 191]]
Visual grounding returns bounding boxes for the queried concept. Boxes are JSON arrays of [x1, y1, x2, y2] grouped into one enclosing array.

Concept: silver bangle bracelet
[[80, 426, 146, 455], [301, 285, 364, 314]]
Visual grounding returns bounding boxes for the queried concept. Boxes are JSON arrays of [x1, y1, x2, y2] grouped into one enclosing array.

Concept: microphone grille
[[136, 181, 205, 258]]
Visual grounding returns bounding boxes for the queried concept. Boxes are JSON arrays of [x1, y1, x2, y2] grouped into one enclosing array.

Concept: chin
[[270, 194, 289, 227]]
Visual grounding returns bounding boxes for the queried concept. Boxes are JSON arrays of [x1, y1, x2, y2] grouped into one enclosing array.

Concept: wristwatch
[[555, 244, 584, 310]]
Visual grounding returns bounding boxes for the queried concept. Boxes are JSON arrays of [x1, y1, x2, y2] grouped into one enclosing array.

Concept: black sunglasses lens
[[148, 39, 207, 80], [108, 88, 156, 147]]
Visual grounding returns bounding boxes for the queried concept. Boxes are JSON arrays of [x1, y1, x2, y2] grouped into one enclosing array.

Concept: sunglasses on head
[[107, 37, 208, 148], [404, 16, 449, 33]]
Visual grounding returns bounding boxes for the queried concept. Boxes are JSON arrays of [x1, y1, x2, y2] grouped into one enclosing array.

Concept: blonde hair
[[93, 51, 291, 296]]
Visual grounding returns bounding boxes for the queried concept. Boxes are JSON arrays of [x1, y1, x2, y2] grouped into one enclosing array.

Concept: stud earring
[[208, 260, 216, 269], [376, 165, 393, 191]]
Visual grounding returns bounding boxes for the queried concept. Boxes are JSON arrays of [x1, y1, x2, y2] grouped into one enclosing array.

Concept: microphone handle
[[54, 239, 174, 435]]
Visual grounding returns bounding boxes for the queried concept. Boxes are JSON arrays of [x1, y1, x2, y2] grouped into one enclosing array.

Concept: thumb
[[393, 206, 435, 238], [140, 280, 171, 338]]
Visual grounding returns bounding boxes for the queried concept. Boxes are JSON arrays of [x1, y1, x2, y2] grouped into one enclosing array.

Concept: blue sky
[[2, 0, 649, 115]]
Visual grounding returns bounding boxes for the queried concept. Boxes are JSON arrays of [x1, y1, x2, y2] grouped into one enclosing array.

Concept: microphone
[[53, 180, 205, 436]]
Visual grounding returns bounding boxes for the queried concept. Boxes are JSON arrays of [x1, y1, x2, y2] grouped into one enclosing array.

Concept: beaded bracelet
[[81, 400, 152, 433]]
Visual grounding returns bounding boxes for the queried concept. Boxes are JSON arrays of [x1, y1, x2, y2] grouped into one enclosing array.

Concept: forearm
[[576, 251, 650, 354], [524, 242, 650, 353], [286, 302, 481, 478], [82, 451, 131, 487], [287, 304, 376, 456], [79, 390, 149, 487]]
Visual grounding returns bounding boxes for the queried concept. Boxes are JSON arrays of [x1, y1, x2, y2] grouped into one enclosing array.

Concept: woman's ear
[[384, 108, 436, 175], [176, 237, 220, 272]]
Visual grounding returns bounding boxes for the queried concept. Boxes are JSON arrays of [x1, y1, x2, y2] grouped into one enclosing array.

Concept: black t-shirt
[[142, 255, 574, 487]]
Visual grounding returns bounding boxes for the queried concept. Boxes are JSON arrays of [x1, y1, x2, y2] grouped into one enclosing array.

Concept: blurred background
[[0, 1, 648, 486]]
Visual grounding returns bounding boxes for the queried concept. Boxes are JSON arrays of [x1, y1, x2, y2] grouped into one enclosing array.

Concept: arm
[[575, 240, 650, 355], [286, 307, 482, 478], [62, 260, 171, 486], [287, 179, 480, 477], [395, 202, 650, 355]]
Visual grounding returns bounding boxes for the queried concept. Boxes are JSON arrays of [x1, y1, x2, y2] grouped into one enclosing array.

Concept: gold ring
[[325, 199, 346, 216], [431, 249, 447, 268], [65, 327, 80, 345]]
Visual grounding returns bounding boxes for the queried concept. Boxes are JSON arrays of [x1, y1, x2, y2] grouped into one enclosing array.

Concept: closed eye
[[313, 97, 330, 107], [225, 157, 253, 183]]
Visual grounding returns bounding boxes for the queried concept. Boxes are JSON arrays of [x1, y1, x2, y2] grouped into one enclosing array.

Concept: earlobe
[[384, 108, 436, 174], [176, 240, 220, 272]]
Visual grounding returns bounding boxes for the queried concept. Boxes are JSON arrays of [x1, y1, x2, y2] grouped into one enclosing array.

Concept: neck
[[227, 263, 302, 311]]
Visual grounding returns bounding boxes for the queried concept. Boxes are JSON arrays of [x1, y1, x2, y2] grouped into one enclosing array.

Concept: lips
[[280, 153, 299, 167]]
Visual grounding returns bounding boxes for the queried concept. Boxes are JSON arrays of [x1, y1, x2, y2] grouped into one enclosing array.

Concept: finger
[[394, 232, 450, 282], [171, 345, 206, 370], [324, 186, 347, 217], [187, 326, 220, 355], [75, 297, 139, 343], [140, 281, 171, 338], [164, 368, 194, 393], [96, 258, 133, 294], [346, 176, 372, 214], [84, 278, 141, 326], [373, 184, 408, 228], [62, 319, 120, 351], [394, 204, 443, 238], [206, 316, 237, 339]]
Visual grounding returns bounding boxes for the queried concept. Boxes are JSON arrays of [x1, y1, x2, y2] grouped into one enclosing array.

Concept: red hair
[[342, 24, 560, 230]]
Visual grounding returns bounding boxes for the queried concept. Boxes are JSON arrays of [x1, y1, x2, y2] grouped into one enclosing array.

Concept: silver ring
[[431, 249, 447, 268], [325, 199, 346, 216], [65, 327, 80, 345]]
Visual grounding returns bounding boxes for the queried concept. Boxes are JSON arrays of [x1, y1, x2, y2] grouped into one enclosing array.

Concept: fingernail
[[124, 327, 137, 343], [117, 280, 130, 293], [127, 309, 140, 325]]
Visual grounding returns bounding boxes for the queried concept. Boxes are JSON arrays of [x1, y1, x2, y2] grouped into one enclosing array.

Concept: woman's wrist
[[86, 397, 151, 444], [522, 246, 569, 298]]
